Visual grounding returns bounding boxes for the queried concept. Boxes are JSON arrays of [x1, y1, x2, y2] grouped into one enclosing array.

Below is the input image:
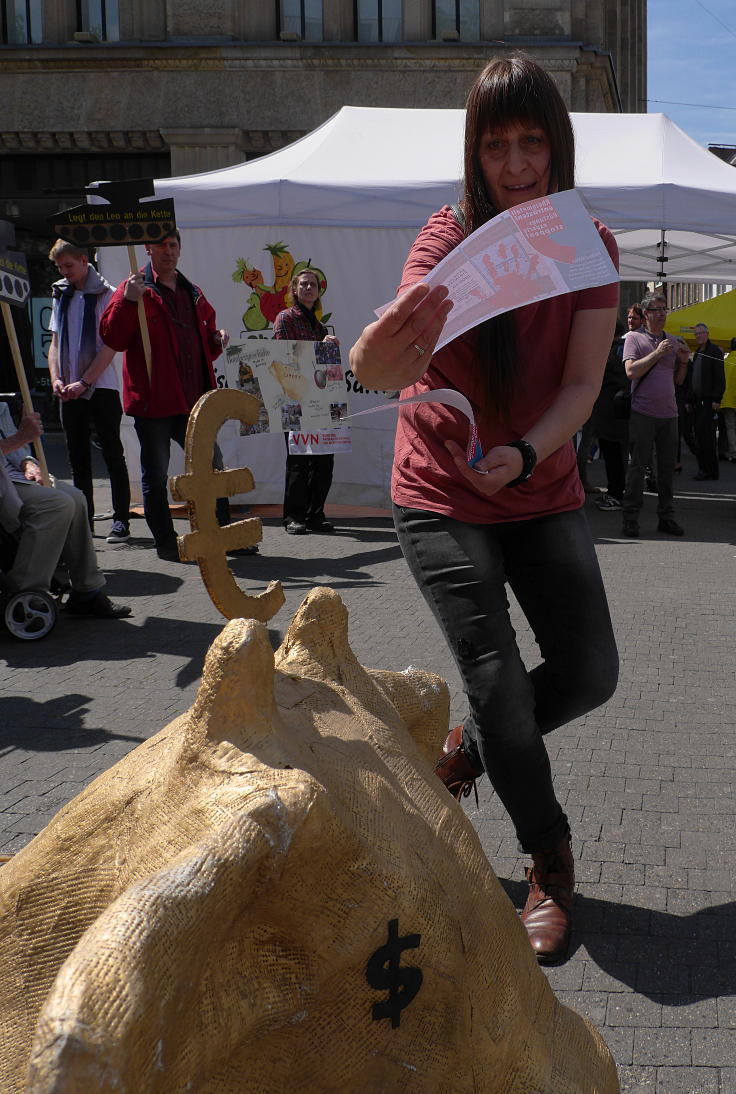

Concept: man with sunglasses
[[620, 292, 688, 538]]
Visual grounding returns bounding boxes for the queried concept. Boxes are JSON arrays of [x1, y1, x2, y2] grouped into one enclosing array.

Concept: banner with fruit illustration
[[232, 243, 331, 334]]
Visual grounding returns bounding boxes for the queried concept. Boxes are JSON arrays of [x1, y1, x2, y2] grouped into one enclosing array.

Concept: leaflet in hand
[[377, 189, 618, 352]]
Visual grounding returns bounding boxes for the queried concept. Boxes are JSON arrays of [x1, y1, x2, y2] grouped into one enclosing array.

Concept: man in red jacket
[[100, 231, 256, 561]]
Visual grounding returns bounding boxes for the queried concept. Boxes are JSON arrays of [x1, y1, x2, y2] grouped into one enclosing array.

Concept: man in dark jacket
[[687, 323, 725, 481], [100, 231, 256, 561]]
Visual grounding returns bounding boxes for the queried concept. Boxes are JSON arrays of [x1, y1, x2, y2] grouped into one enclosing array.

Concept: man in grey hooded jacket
[[48, 239, 131, 543]]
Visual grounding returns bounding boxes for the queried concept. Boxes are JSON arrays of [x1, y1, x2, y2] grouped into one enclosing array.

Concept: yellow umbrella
[[666, 290, 736, 349]]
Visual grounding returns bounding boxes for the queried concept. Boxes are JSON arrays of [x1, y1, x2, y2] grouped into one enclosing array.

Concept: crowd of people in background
[[1, 193, 734, 646], [579, 295, 732, 538], [3, 227, 734, 636], [0, 229, 338, 618]]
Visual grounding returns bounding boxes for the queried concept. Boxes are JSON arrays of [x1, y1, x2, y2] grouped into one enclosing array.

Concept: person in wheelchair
[[0, 401, 130, 619]]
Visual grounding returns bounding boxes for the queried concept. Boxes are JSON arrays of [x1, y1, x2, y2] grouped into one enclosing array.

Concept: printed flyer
[[224, 340, 351, 455], [377, 189, 619, 350]]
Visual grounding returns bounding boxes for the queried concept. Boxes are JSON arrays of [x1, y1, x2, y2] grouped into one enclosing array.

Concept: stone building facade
[[0, 0, 645, 382]]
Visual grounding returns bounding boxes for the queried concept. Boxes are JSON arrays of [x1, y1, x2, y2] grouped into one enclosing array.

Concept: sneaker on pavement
[[622, 517, 640, 537], [595, 494, 622, 511], [106, 521, 130, 543], [285, 520, 308, 535], [64, 590, 131, 619]]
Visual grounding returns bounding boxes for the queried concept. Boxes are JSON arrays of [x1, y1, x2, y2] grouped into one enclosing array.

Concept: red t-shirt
[[392, 205, 620, 523]]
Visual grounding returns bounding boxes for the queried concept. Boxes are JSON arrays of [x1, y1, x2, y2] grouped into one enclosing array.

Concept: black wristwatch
[[505, 439, 537, 487]]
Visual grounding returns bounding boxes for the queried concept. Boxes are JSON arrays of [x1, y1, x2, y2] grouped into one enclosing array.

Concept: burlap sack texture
[[0, 586, 619, 1094]]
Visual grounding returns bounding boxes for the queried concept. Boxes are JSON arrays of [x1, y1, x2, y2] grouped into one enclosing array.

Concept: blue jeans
[[134, 414, 229, 548], [394, 505, 618, 852]]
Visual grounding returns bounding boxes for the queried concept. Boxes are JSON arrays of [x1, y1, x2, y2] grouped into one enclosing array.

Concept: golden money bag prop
[[0, 588, 618, 1094], [169, 388, 284, 622]]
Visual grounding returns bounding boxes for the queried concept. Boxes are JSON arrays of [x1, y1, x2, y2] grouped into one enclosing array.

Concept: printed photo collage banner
[[224, 339, 351, 455]]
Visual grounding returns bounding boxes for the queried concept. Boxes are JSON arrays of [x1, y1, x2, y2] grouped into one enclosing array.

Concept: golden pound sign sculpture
[[169, 388, 285, 623]]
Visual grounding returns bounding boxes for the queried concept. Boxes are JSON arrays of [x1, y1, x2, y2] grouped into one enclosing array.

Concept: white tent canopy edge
[[148, 106, 736, 283], [100, 107, 736, 511]]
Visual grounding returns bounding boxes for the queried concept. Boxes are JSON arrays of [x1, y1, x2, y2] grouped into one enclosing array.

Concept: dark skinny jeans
[[134, 414, 230, 549], [60, 388, 130, 528], [394, 504, 619, 852]]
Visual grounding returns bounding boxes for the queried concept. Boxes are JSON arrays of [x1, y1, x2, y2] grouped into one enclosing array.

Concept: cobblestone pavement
[[1, 437, 735, 1093]]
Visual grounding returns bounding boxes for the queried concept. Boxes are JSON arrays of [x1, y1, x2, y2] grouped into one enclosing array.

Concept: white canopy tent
[[101, 107, 736, 508]]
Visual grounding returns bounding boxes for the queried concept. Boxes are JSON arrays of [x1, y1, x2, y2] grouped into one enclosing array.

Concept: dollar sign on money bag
[[365, 918, 423, 1029], [169, 388, 285, 623]]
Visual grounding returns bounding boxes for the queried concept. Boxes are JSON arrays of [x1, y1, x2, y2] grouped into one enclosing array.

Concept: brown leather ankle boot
[[520, 832, 574, 963], [434, 725, 484, 801]]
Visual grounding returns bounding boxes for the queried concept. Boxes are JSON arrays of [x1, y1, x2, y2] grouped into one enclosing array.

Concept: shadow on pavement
[[99, 565, 184, 598], [228, 543, 405, 591], [0, 615, 224, 690], [0, 694, 146, 751], [499, 876, 736, 1002]]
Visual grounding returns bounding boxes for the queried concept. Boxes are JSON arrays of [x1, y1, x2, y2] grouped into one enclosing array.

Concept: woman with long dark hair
[[349, 55, 620, 963]]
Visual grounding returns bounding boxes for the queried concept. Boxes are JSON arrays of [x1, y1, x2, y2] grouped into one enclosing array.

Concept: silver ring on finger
[[412, 342, 425, 359]]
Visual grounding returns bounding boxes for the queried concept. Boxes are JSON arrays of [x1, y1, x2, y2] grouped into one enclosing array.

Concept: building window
[[279, 0, 322, 41], [76, 0, 120, 42], [433, 0, 479, 41], [1, 0, 43, 44], [356, 0, 401, 43]]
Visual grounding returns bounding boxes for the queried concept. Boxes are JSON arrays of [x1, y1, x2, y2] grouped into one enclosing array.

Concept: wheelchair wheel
[[2, 589, 57, 641]]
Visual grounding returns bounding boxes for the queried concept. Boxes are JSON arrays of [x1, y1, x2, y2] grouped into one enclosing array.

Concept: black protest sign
[[0, 221, 30, 308], [50, 178, 176, 248]]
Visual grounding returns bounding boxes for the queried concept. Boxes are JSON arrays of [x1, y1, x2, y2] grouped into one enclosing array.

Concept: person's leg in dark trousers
[[211, 442, 234, 527], [598, 437, 626, 501], [694, 400, 719, 478], [59, 397, 94, 529], [134, 415, 177, 549], [166, 414, 232, 524], [394, 505, 618, 852], [622, 411, 656, 523], [305, 454, 334, 528], [282, 433, 310, 526], [653, 417, 678, 519], [89, 389, 131, 526]]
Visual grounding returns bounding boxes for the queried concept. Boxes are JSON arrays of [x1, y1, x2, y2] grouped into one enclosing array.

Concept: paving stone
[[655, 1067, 719, 1093], [634, 1027, 692, 1066], [617, 1064, 657, 1092], [660, 997, 718, 1029], [693, 1031, 736, 1067], [719, 1068, 736, 1093], [607, 991, 663, 1028]]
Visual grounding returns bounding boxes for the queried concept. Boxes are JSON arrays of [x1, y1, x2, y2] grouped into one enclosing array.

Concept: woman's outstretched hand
[[445, 439, 524, 497], [349, 283, 453, 392]]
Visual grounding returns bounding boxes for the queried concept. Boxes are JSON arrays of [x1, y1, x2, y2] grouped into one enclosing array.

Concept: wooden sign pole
[[1, 300, 50, 486], [127, 244, 152, 381]]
